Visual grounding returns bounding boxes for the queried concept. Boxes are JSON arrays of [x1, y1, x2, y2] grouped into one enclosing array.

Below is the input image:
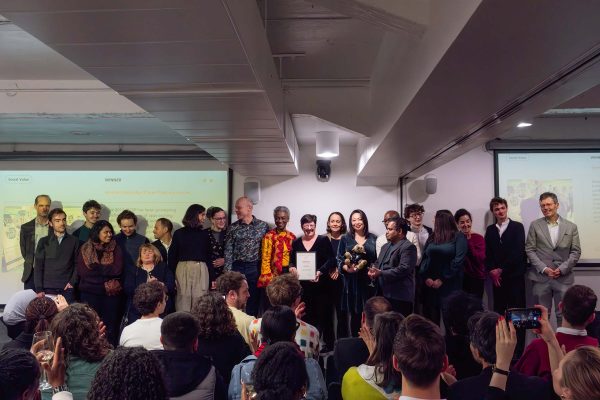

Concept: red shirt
[[514, 332, 598, 381], [464, 233, 486, 279]]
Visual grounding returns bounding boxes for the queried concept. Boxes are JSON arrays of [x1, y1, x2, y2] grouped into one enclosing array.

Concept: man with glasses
[[403, 204, 432, 316]]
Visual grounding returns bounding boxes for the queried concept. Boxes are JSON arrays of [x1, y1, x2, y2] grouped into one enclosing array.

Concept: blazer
[[484, 220, 527, 279], [375, 238, 417, 302], [19, 218, 36, 282], [525, 216, 581, 284], [151, 240, 169, 267]]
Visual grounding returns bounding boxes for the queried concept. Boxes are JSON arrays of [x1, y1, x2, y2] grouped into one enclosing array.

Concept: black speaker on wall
[[316, 160, 331, 182]]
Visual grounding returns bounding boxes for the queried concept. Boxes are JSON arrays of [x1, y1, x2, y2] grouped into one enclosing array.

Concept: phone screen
[[506, 308, 542, 329]]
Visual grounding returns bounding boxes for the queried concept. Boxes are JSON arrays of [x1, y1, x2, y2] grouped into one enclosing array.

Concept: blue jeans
[[232, 260, 259, 317]]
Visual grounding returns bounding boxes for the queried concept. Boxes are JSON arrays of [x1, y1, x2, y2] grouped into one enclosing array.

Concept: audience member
[[34, 208, 79, 303], [442, 291, 483, 380], [229, 306, 326, 400], [290, 214, 336, 351], [120, 281, 167, 350], [454, 208, 485, 298], [3, 296, 58, 350], [368, 216, 417, 316], [375, 210, 420, 264], [207, 207, 227, 283], [1, 289, 40, 339], [334, 296, 392, 382], [72, 199, 102, 244], [404, 203, 432, 315], [47, 303, 111, 400], [250, 341, 309, 400], [515, 284, 598, 380], [114, 209, 150, 269], [76, 220, 124, 345], [249, 273, 320, 359], [392, 314, 447, 400], [326, 211, 348, 340], [526, 192, 581, 325], [152, 217, 173, 267], [217, 271, 255, 346], [224, 196, 269, 317], [193, 293, 251, 384], [88, 346, 167, 400], [420, 210, 467, 325], [169, 204, 212, 311], [20, 194, 51, 290], [0, 348, 41, 400], [337, 209, 378, 337], [258, 206, 296, 288], [153, 311, 227, 400], [342, 311, 404, 399], [123, 243, 175, 323], [447, 312, 552, 400]]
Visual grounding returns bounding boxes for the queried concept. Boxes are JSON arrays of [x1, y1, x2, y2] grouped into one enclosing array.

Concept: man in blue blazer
[[368, 216, 417, 317], [526, 192, 581, 325]]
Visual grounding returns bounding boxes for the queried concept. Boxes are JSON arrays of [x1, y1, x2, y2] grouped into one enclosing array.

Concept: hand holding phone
[[505, 308, 542, 329]]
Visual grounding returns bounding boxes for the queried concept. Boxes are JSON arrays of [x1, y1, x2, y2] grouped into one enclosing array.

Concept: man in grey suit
[[526, 192, 581, 325], [368, 216, 417, 317], [19, 194, 51, 290]]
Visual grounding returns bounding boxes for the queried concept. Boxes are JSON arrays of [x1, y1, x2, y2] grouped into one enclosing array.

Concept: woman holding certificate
[[337, 209, 377, 338], [290, 214, 336, 352]]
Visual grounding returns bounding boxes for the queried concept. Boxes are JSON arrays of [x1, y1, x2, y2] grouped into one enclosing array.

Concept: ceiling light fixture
[[517, 122, 532, 128], [316, 131, 339, 158]]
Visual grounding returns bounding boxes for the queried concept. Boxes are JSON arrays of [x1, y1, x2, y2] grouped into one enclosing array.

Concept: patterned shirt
[[224, 216, 269, 270], [258, 229, 296, 287], [249, 317, 320, 360]]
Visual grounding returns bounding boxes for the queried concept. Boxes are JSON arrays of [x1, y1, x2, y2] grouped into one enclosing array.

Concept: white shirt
[[2, 289, 37, 325], [119, 317, 163, 350], [556, 326, 588, 336], [161, 240, 171, 253], [546, 217, 560, 248], [399, 396, 445, 400], [411, 226, 430, 251], [496, 219, 510, 237]]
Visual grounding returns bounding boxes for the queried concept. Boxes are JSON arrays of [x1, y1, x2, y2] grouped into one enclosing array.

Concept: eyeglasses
[[409, 212, 423, 218]]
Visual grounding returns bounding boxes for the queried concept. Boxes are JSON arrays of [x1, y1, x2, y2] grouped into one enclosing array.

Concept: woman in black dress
[[326, 211, 348, 340], [290, 214, 336, 351], [206, 206, 227, 288]]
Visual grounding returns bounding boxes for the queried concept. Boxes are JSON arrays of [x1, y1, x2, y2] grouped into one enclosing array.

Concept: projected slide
[[497, 151, 600, 263], [0, 170, 228, 303]]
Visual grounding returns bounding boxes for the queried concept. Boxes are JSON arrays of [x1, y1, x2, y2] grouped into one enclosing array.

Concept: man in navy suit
[[368, 216, 417, 317]]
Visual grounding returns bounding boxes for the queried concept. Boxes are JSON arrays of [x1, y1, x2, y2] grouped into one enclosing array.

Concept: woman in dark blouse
[[420, 210, 468, 325], [193, 292, 250, 384], [206, 206, 227, 286], [168, 204, 211, 312], [336, 209, 377, 338], [123, 243, 175, 324], [454, 208, 486, 299], [290, 214, 336, 350], [77, 220, 124, 345], [326, 211, 348, 340]]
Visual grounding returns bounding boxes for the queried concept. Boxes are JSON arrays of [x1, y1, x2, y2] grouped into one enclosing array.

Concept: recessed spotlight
[[517, 122, 532, 128]]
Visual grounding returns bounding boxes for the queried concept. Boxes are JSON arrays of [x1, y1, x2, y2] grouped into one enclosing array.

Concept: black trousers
[[387, 298, 413, 318], [493, 274, 526, 358], [80, 291, 123, 346], [463, 275, 485, 299], [302, 279, 335, 348]]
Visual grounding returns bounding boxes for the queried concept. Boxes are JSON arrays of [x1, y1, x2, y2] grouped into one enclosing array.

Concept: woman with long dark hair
[[207, 206, 227, 284], [337, 209, 377, 337], [326, 211, 348, 340], [454, 208, 486, 298], [420, 210, 468, 325], [168, 204, 211, 312], [342, 311, 404, 399], [76, 220, 124, 345], [193, 293, 250, 384]]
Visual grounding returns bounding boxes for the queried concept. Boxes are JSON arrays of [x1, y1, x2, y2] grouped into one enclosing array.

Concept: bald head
[[235, 196, 253, 221]]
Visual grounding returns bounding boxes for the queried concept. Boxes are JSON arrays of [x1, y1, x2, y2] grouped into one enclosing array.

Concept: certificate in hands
[[296, 252, 316, 281]]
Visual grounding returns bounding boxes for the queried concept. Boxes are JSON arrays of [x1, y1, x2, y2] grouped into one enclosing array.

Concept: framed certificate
[[296, 252, 316, 281]]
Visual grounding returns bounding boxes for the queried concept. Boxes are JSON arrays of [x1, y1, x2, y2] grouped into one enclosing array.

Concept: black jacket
[[484, 220, 527, 278], [34, 233, 79, 290], [19, 219, 37, 282]]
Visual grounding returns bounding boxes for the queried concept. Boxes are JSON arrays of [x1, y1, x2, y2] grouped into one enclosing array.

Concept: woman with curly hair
[[42, 303, 111, 400], [3, 296, 59, 351], [88, 346, 167, 400], [192, 293, 250, 383], [76, 219, 124, 345], [250, 341, 308, 400]]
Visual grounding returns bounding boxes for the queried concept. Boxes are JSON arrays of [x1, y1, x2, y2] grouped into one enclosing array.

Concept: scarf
[[81, 239, 117, 269]]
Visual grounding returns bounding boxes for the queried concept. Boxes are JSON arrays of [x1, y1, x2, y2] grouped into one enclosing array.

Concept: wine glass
[[368, 264, 378, 288], [241, 366, 257, 399], [32, 331, 54, 391]]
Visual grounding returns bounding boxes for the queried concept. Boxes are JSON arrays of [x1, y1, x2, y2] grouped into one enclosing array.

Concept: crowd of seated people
[[1, 192, 598, 400]]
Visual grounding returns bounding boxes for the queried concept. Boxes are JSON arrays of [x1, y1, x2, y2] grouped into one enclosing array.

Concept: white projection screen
[[496, 150, 600, 264], [0, 160, 229, 303]]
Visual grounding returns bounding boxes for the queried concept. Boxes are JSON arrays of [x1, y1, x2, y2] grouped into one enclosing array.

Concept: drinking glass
[[32, 331, 54, 391], [241, 366, 257, 399], [368, 265, 378, 288]]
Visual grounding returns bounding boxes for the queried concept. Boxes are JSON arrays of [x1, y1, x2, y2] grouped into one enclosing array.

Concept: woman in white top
[[119, 280, 167, 350]]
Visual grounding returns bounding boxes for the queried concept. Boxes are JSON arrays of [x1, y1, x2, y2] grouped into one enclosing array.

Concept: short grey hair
[[539, 192, 559, 204], [273, 206, 290, 216]]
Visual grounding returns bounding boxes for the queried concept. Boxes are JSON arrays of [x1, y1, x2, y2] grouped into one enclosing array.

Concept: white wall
[[404, 145, 495, 233], [234, 144, 399, 237]]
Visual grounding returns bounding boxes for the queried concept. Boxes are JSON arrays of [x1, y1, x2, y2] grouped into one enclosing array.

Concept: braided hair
[[24, 296, 58, 334], [88, 346, 167, 400], [0, 348, 40, 400], [252, 341, 308, 400]]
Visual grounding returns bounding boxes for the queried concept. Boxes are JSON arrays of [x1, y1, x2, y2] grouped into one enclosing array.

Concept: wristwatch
[[492, 365, 510, 376], [52, 384, 69, 394]]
